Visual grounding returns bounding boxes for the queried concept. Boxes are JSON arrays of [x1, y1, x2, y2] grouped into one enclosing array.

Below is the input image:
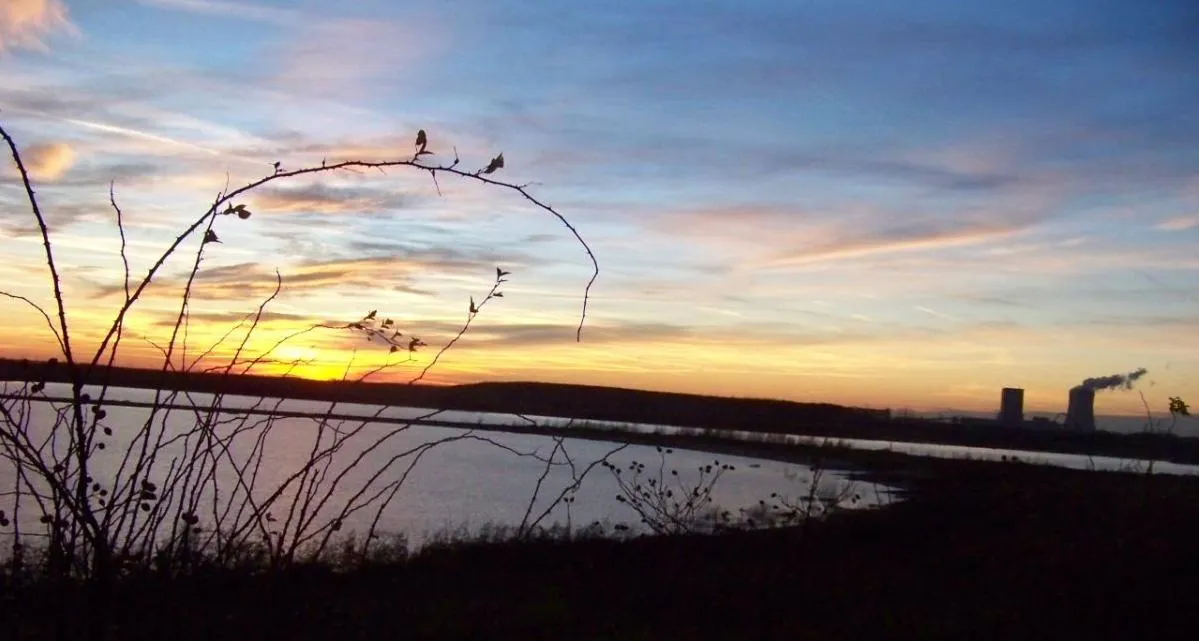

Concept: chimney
[[1065, 386, 1096, 431], [999, 388, 1024, 428]]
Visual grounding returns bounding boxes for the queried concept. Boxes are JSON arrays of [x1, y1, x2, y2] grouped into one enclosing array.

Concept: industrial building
[[1065, 386, 1097, 432], [999, 388, 1024, 428], [948, 386, 1095, 431]]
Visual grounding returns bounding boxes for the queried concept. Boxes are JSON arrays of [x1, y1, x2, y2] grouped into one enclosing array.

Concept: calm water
[[0, 383, 881, 551], [41, 384, 1199, 475], [135, 384, 1196, 475], [6, 381, 1192, 556]]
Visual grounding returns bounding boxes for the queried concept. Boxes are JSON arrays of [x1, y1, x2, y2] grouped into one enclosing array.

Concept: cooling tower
[[999, 388, 1024, 428], [1065, 386, 1096, 431]]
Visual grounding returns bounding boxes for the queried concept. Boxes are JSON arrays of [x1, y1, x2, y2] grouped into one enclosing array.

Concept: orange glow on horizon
[[3, 312, 1185, 421]]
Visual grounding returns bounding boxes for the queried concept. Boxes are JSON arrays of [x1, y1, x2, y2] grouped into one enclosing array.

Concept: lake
[[0, 383, 883, 555], [5, 381, 1195, 559]]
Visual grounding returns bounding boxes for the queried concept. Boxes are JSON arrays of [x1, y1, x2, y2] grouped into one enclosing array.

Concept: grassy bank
[[4, 459, 1197, 640]]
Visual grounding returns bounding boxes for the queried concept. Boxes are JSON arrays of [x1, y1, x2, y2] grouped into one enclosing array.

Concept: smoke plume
[[1078, 367, 1148, 392]]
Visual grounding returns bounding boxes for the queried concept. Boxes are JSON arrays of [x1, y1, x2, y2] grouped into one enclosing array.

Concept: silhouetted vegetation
[[0, 121, 623, 628], [4, 118, 1197, 641], [3, 458, 1197, 640]]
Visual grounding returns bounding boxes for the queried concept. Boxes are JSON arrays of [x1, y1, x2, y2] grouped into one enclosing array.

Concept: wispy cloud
[[761, 221, 1028, 270], [132, 0, 295, 24], [147, 309, 329, 328], [0, 0, 75, 53], [251, 183, 413, 215], [83, 241, 528, 303], [915, 305, 959, 322], [321, 320, 695, 352], [1155, 215, 1199, 231], [271, 18, 445, 100], [88, 257, 430, 302]]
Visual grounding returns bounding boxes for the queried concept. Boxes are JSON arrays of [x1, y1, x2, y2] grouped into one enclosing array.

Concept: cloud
[[653, 203, 1043, 272], [251, 184, 413, 215], [271, 18, 445, 99], [460, 321, 692, 349], [21, 141, 75, 181], [769, 147, 1026, 193], [133, 0, 295, 24], [761, 222, 1027, 270], [0, 0, 74, 53], [0, 201, 100, 237], [946, 294, 1030, 309], [915, 305, 958, 322], [85, 246, 517, 303], [147, 309, 326, 328], [186, 258, 429, 301], [1155, 215, 1199, 231]]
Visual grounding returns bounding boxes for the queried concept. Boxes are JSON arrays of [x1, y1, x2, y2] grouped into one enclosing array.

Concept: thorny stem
[[0, 126, 76, 375], [409, 277, 504, 385], [1, 124, 107, 566], [84, 148, 597, 377], [0, 119, 609, 581]]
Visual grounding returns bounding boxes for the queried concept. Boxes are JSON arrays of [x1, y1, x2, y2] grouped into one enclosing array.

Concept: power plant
[[970, 368, 1146, 431], [1065, 386, 1097, 432], [999, 388, 1024, 428]]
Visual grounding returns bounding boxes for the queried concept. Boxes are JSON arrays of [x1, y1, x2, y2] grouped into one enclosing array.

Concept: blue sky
[[1, 0, 1197, 419]]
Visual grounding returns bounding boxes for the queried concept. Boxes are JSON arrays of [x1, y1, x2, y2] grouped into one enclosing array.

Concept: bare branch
[[0, 125, 75, 367], [0, 292, 66, 355]]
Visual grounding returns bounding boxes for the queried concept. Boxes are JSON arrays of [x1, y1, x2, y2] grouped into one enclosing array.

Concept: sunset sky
[[1, 0, 1196, 417]]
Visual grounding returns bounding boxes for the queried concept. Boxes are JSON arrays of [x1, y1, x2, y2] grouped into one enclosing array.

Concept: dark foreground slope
[[6, 463, 1199, 641]]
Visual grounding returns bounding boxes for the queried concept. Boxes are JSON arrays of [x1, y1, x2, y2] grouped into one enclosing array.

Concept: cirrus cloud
[[1154, 215, 1199, 232]]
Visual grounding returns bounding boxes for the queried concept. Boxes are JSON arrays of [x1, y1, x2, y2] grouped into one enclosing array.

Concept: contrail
[[1133, 269, 1199, 305], [66, 118, 221, 156]]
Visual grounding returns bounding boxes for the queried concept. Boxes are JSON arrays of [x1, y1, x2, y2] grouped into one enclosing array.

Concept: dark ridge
[[0, 357, 883, 427], [441, 379, 887, 426]]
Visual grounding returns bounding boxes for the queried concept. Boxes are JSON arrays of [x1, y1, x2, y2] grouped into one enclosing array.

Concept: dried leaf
[[482, 153, 504, 174], [469, 296, 479, 314], [203, 229, 220, 244]]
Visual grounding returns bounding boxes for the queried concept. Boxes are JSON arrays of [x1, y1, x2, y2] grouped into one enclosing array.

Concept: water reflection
[[0, 384, 884, 553], [39, 384, 1199, 476]]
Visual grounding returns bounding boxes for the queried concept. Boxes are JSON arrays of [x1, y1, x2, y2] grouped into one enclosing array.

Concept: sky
[[0, 0, 1197, 420]]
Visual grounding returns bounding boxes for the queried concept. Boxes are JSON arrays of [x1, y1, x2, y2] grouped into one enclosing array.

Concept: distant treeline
[[2, 357, 1197, 464]]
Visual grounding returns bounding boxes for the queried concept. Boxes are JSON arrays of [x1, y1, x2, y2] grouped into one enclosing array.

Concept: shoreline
[[4, 393, 1185, 490], [3, 358, 1196, 463]]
